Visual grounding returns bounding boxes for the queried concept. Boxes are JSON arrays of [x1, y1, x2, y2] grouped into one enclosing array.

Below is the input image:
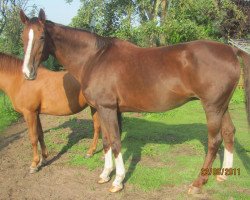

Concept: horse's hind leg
[[217, 110, 235, 182], [23, 111, 40, 173], [37, 115, 48, 165], [189, 105, 224, 194], [86, 107, 101, 158]]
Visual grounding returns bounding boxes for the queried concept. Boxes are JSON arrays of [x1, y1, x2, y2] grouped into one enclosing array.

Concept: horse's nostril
[[24, 73, 29, 80], [23, 72, 36, 80], [30, 67, 34, 74], [32, 72, 37, 79]]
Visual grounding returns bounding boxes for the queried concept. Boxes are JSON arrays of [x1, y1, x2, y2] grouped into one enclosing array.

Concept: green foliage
[[42, 56, 63, 71], [0, 1, 38, 61], [0, 92, 20, 133], [0, 1, 37, 56], [162, 18, 210, 44], [159, 0, 247, 44], [70, 0, 247, 46], [219, 0, 248, 38]]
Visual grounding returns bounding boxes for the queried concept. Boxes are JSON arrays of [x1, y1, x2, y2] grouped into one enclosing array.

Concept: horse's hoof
[[216, 175, 227, 182], [98, 177, 110, 184], [29, 166, 38, 174], [36, 158, 46, 168], [188, 185, 201, 194], [109, 185, 123, 193], [41, 158, 47, 166], [85, 154, 93, 159]]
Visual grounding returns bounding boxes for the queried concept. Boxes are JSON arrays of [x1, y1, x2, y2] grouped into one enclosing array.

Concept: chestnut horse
[[20, 9, 250, 193], [0, 52, 101, 173]]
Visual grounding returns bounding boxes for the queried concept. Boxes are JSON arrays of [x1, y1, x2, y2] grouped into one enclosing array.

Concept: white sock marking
[[22, 29, 34, 77], [113, 153, 125, 187], [217, 148, 233, 180], [222, 148, 233, 169], [100, 148, 113, 180], [104, 148, 113, 169]]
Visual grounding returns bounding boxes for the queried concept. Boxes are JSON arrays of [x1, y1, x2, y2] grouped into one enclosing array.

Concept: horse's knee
[[103, 139, 110, 153], [30, 139, 38, 147], [111, 141, 121, 157], [221, 125, 235, 143], [208, 133, 222, 149]]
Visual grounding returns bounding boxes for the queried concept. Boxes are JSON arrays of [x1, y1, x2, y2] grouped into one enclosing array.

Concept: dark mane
[[44, 20, 114, 51], [0, 52, 23, 74], [96, 35, 114, 50]]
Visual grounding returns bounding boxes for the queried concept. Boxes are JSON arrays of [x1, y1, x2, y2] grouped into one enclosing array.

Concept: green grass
[[43, 89, 250, 199], [0, 92, 20, 133]]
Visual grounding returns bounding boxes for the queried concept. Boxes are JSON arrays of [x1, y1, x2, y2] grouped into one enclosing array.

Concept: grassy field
[[43, 89, 250, 200], [0, 92, 20, 132]]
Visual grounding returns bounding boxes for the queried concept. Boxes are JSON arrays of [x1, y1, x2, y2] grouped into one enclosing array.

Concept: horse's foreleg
[[98, 121, 113, 184], [37, 115, 48, 165], [189, 108, 224, 194], [217, 110, 235, 182], [86, 107, 101, 158], [97, 106, 125, 193], [23, 111, 40, 173]]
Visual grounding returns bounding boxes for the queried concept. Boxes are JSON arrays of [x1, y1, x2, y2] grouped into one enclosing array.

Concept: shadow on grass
[[44, 116, 250, 181], [45, 116, 209, 175], [45, 117, 97, 166], [0, 128, 27, 151], [235, 138, 250, 174], [121, 117, 208, 183]]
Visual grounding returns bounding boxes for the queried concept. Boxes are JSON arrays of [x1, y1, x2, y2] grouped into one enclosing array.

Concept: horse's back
[[83, 40, 241, 112]]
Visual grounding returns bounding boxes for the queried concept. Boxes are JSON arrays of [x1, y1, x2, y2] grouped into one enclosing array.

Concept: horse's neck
[[47, 24, 98, 81], [0, 71, 21, 96]]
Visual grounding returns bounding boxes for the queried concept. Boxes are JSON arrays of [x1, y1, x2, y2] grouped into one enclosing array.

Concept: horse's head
[[20, 9, 50, 80]]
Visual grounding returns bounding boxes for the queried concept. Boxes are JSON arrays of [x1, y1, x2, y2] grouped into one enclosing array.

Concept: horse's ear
[[38, 9, 46, 24], [20, 9, 29, 24]]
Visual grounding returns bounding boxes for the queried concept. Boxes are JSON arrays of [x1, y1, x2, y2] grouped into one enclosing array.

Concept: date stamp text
[[201, 168, 240, 176]]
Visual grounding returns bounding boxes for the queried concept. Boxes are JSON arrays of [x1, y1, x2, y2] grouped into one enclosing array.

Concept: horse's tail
[[234, 47, 250, 126]]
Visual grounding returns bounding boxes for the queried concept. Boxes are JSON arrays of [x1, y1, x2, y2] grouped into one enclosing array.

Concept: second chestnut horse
[[0, 52, 101, 173]]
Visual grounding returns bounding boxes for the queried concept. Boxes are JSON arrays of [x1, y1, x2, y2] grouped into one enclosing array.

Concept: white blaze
[[22, 29, 34, 76]]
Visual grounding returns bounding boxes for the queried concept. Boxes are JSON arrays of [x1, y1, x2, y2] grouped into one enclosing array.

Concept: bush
[[162, 19, 210, 45], [42, 56, 63, 71], [110, 0, 247, 46], [0, 92, 20, 132], [165, 0, 247, 41]]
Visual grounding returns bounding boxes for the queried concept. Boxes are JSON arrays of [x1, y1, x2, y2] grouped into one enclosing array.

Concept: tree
[[69, 0, 248, 46], [0, 0, 36, 55]]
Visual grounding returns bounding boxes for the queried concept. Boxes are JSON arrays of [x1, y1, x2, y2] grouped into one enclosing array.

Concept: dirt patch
[[169, 144, 202, 157], [0, 112, 212, 200]]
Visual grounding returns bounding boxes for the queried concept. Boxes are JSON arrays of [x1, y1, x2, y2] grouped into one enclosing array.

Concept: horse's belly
[[118, 90, 192, 112], [40, 98, 86, 116], [40, 105, 78, 115]]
